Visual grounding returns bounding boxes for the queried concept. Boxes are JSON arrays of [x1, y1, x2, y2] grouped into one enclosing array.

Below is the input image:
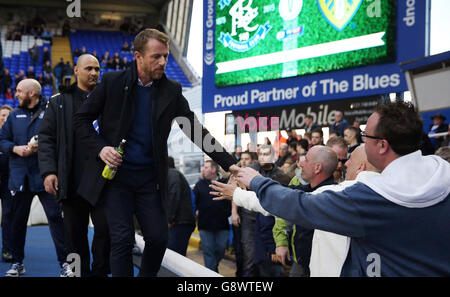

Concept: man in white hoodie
[[234, 102, 450, 276], [308, 145, 379, 276]]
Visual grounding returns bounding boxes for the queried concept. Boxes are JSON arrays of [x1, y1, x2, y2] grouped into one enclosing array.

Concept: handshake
[[213, 165, 291, 267], [210, 164, 261, 200]]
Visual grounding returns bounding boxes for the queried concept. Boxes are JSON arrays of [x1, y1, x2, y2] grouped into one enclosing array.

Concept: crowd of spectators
[[4, 22, 53, 44], [220, 107, 449, 277], [72, 42, 134, 72], [2, 60, 58, 99], [1, 20, 57, 100]]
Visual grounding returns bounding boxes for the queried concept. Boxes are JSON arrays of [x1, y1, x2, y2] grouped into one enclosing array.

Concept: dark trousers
[[1, 184, 13, 254], [102, 168, 168, 277], [232, 225, 244, 277], [257, 261, 285, 277], [168, 223, 195, 257], [240, 213, 257, 277], [10, 190, 66, 264], [289, 262, 309, 277], [62, 193, 110, 277]]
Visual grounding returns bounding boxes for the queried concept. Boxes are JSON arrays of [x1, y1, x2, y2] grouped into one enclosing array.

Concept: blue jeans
[[54, 78, 61, 92], [102, 168, 168, 277], [199, 229, 229, 272]]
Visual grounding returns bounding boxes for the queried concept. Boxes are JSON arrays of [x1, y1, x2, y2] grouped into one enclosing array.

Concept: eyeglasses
[[360, 130, 383, 140]]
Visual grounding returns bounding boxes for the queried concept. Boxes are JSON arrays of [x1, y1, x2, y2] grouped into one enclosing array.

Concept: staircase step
[[51, 36, 75, 86], [187, 227, 200, 251]]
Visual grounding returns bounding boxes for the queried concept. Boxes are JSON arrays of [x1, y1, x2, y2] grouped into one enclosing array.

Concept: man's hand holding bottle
[[101, 140, 126, 180], [99, 146, 123, 169]]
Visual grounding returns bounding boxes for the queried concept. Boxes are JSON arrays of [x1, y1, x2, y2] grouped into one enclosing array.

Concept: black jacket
[[166, 168, 195, 226], [73, 62, 236, 206], [250, 163, 287, 181], [240, 162, 287, 221], [194, 178, 231, 231], [38, 84, 85, 202], [304, 123, 321, 133]]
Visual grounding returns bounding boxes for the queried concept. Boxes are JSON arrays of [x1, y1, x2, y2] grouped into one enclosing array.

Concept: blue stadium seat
[[3, 42, 54, 97]]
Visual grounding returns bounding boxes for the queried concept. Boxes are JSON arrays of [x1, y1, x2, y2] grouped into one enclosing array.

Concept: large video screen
[[215, 0, 396, 87]]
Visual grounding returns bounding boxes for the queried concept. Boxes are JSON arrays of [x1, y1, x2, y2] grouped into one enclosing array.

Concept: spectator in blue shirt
[[329, 111, 349, 137]]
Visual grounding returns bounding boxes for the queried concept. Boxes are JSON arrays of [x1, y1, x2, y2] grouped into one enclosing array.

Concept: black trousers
[[167, 223, 195, 257], [10, 190, 66, 264], [1, 183, 13, 254], [232, 224, 244, 277], [240, 212, 257, 277], [102, 167, 168, 277], [62, 193, 110, 277]]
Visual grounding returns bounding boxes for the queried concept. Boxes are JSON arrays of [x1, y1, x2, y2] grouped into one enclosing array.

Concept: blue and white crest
[[219, 21, 272, 52], [317, 0, 362, 31], [218, 0, 272, 52]]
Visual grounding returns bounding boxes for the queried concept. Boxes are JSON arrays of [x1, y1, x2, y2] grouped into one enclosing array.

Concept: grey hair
[[259, 144, 275, 157], [311, 146, 338, 176]]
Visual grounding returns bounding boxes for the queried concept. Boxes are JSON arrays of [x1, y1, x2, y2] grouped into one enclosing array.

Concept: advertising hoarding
[[203, 0, 428, 113]]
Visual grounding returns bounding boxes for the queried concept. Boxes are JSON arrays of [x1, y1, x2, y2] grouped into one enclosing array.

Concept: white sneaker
[[60, 262, 75, 277], [5, 263, 26, 277]]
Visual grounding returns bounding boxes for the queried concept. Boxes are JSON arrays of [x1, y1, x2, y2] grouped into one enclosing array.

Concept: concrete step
[[187, 227, 200, 251], [51, 36, 75, 87]]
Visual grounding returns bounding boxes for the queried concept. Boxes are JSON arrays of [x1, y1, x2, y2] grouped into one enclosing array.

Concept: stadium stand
[[1, 25, 53, 106], [69, 30, 192, 87], [1, 26, 192, 109]]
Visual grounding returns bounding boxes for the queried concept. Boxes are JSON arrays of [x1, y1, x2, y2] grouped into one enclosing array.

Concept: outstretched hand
[[236, 167, 261, 189], [210, 180, 237, 201]]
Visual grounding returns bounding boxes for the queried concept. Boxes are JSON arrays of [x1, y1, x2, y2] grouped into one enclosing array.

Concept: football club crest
[[218, 0, 272, 52], [317, 0, 362, 31]]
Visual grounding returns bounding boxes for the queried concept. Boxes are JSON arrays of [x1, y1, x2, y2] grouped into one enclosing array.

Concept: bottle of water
[[29, 135, 38, 146], [102, 139, 126, 180]]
